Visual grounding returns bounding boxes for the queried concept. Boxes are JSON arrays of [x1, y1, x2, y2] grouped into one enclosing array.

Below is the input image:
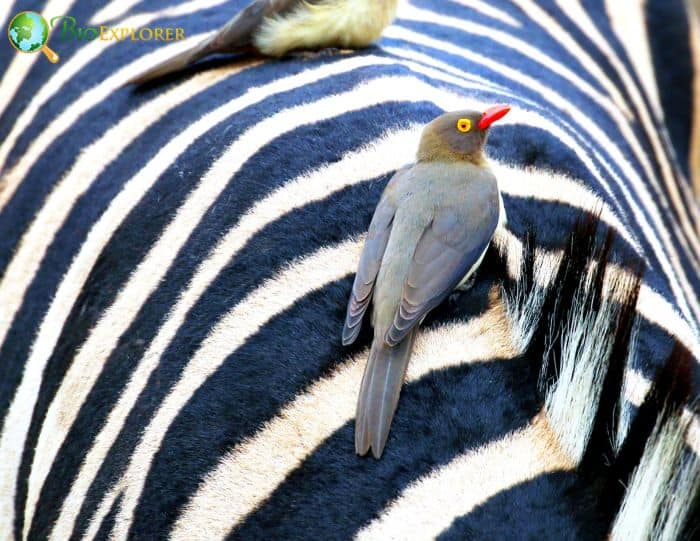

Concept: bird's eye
[[456, 118, 472, 132]]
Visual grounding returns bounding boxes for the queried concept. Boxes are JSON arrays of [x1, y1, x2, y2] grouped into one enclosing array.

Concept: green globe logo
[[7, 11, 59, 63]]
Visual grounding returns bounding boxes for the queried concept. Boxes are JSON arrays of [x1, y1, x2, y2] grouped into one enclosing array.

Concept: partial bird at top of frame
[[127, 0, 399, 85]]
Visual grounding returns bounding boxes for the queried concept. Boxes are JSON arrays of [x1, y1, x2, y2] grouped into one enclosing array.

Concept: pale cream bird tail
[[355, 329, 417, 459]]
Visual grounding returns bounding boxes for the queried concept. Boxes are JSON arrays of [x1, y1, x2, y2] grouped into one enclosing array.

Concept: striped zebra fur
[[0, 0, 699, 539]]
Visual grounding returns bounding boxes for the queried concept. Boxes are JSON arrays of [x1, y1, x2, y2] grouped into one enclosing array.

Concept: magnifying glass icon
[[8, 11, 60, 63]]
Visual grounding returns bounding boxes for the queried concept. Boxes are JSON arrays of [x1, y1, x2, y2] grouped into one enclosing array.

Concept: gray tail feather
[[127, 5, 263, 85], [127, 36, 218, 85], [355, 330, 416, 459]]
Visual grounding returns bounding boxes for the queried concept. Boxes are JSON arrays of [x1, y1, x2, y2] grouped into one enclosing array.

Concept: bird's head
[[416, 106, 510, 164]]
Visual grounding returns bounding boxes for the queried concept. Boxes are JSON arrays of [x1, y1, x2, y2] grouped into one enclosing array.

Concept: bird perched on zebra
[[128, 0, 399, 85], [343, 106, 511, 458]]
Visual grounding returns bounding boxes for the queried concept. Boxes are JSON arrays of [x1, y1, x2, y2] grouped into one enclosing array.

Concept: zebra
[[0, 0, 698, 539]]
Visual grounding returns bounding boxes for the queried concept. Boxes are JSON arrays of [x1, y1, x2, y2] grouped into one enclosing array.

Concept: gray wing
[[385, 201, 499, 347], [342, 167, 410, 345], [127, 0, 300, 85]]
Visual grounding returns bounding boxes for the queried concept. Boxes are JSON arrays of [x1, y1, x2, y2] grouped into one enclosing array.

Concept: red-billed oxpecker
[[343, 106, 511, 458]]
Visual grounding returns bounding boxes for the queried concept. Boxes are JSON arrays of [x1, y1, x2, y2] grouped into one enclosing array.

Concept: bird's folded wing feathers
[[341, 196, 395, 345], [385, 203, 499, 346], [342, 167, 409, 345]]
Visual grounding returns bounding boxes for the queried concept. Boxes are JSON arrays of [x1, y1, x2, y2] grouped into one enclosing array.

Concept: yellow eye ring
[[456, 118, 472, 132]]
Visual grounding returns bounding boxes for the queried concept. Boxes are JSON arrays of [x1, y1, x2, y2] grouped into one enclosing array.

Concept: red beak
[[478, 105, 511, 130]]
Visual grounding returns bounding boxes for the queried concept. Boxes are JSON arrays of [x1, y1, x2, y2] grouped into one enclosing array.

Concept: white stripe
[[623, 369, 652, 407], [449, 0, 521, 27], [0, 0, 237, 184], [689, 5, 700, 204], [165, 302, 518, 540], [91, 0, 232, 25], [0, 55, 389, 541], [89, 0, 144, 24], [635, 286, 700, 360], [356, 414, 573, 541], [384, 46, 513, 96], [47, 127, 418, 541], [0, 52, 247, 361], [688, 414, 700, 456], [388, 24, 700, 329], [604, 0, 662, 118], [511, 0, 630, 121], [531, 0, 643, 115], [617, 339, 642, 450], [0, 2, 16, 40]]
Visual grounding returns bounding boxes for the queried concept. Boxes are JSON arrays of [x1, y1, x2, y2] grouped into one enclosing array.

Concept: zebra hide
[[0, 0, 699, 539]]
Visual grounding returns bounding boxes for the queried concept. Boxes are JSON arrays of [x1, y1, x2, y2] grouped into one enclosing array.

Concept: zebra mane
[[502, 212, 699, 539]]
